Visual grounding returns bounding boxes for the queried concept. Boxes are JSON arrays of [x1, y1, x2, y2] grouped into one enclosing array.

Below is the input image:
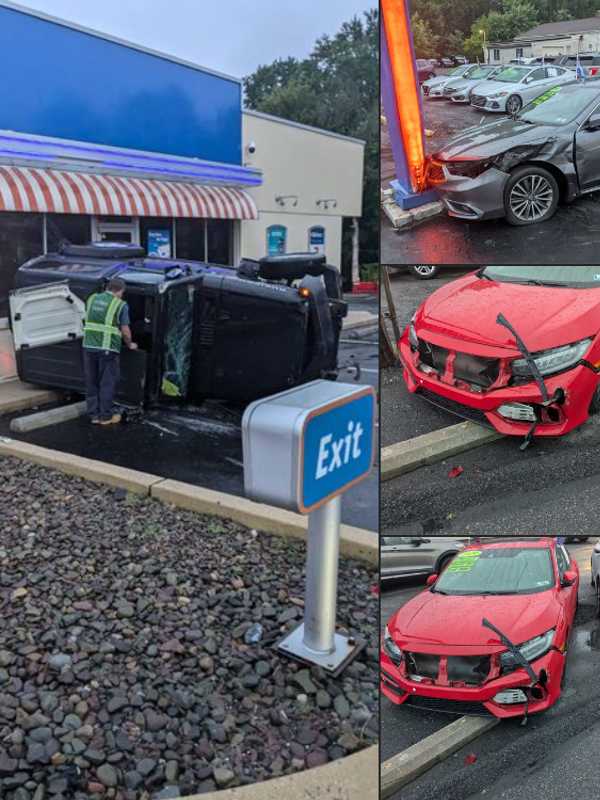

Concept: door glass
[[161, 284, 194, 398]]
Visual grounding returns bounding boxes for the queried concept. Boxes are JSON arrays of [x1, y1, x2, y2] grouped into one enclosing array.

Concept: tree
[[243, 10, 379, 273], [411, 12, 439, 57]]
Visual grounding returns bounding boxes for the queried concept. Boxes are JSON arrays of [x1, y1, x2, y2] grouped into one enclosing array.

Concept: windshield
[[468, 66, 495, 79], [449, 65, 467, 76], [434, 548, 554, 595], [517, 85, 594, 126], [481, 266, 600, 287], [491, 66, 529, 83]]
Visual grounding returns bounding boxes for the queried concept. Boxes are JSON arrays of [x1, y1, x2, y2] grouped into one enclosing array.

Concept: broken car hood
[[415, 272, 600, 353], [389, 589, 560, 651], [435, 117, 573, 162]]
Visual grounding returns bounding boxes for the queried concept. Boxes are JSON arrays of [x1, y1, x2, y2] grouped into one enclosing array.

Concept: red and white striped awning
[[0, 165, 258, 220]]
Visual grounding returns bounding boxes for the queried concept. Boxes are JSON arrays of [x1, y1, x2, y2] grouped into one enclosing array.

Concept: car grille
[[418, 388, 493, 428], [447, 655, 492, 685], [405, 652, 439, 680], [471, 94, 486, 107], [403, 696, 493, 717], [423, 85, 430, 95], [443, 87, 455, 96], [418, 340, 500, 388]]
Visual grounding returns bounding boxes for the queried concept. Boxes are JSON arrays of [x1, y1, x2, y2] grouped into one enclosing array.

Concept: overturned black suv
[[9, 243, 347, 408]]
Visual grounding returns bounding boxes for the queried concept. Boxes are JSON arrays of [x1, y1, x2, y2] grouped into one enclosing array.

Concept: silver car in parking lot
[[446, 64, 503, 103], [469, 63, 572, 114], [422, 63, 473, 99], [381, 536, 469, 581]]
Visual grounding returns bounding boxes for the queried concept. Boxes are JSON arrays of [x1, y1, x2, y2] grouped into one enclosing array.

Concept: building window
[[516, 47, 523, 58], [45, 214, 91, 252], [308, 225, 326, 255], [175, 219, 206, 262], [267, 225, 287, 256], [207, 219, 233, 265], [0, 212, 43, 318], [494, 49, 500, 61]]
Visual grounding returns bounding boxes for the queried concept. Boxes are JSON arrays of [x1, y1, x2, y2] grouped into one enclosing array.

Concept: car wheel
[[505, 94, 522, 115], [410, 265, 439, 280], [504, 166, 559, 226]]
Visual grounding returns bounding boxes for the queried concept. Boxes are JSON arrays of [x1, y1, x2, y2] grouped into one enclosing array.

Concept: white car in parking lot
[[469, 64, 572, 114], [446, 64, 504, 103], [422, 63, 473, 98]]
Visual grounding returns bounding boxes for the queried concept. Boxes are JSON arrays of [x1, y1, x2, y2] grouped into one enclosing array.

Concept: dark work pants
[[83, 349, 120, 421]]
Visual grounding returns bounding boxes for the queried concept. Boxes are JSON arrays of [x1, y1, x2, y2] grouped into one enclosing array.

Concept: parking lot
[[0, 297, 378, 532], [381, 269, 600, 537], [381, 540, 600, 800], [381, 96, 600, 264]]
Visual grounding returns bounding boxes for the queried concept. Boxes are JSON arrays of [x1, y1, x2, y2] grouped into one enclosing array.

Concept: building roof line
[[243, 109, 365, 146]]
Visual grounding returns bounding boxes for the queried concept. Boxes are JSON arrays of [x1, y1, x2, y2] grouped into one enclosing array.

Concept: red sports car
[[399, 266, 600, 447], [381, 538, 579, 719]]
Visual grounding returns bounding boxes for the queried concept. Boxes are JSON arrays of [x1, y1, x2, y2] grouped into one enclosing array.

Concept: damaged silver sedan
[[429, 81, 600, 225]]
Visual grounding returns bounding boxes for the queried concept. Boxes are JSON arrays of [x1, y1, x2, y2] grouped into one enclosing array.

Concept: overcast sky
[[14, 0, 375, 79]]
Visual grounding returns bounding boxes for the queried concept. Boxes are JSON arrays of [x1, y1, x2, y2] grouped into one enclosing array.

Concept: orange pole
[[381, 0, 427, 192]]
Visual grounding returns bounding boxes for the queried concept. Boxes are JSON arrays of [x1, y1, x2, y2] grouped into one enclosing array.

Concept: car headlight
[[383, 626, 403, 665], [408, 313, 419, 349], [489, 91, 509, 98], [512, 338, 592, 379], [500, 628, 555, 672], [446, 159, 494, 179]]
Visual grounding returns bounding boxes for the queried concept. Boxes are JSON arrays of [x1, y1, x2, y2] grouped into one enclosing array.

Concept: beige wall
[[240, 110, 364, 269]]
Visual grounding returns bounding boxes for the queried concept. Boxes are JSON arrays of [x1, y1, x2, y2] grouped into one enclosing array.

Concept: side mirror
[[561, 570, 577, 588], [585, 114, 600, 131], [426, 574, 438, 587]]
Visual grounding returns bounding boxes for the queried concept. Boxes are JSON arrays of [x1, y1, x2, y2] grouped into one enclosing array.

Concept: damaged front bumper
[[380, 646, 565, 719], [399, 330, 599, 438], [434, 166, 509, 221]]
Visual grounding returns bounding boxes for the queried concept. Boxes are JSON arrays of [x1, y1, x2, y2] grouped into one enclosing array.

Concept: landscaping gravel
[[0, 456, 378, 799]]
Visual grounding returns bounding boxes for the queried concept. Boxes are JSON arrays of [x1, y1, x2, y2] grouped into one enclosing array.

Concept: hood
[[423, 75, 453, 89], [435, 117, 571, 161], [389, 589, 560, 650], [416, 272, 600, 352], [469, 78, 516, 96]]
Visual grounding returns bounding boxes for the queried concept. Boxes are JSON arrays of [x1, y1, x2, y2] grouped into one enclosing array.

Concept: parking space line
[[381, 715, 499, 798]]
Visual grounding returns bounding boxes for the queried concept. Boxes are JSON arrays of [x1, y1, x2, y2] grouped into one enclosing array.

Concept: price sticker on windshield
[[447, 550, 482, 573], [529, 85, 562, 107]]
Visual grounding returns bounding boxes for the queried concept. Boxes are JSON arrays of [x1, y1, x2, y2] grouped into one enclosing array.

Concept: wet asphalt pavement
[[381, 271, 600, 537], [381, 99, 600, 265], [0, 297, 379, 532], [381, 541, 600, 800]]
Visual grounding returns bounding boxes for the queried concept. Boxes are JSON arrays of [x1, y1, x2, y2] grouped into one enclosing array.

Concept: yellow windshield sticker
[[447, 550, 482, 573], [529, 85, 561, 107]]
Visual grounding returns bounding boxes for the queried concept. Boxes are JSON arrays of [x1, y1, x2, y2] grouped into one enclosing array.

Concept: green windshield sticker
[[447, 550, 482, 573], [529, 85, 561, 107]]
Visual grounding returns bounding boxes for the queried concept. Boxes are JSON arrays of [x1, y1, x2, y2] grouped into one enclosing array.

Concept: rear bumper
[[399, 331, 599, 437], [380, 647, 565, 719], [435, 167, 508, 221]]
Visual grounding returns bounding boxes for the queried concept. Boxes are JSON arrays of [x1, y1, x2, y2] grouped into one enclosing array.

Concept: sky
[[13, 0, 375, 79]]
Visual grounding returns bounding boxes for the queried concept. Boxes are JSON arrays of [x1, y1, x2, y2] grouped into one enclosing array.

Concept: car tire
[[410, 265, 439, 280], [504, 166, 559, 226], [505, 94, 522, 115]]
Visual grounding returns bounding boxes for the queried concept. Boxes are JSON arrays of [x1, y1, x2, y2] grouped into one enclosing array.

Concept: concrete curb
[[381, 716, 499, 798], [0, 380, 60, 416], [381, 421, 502, 481], [10, 400, 87, 433], [152, 479, 377, 565], [0, 439, 377, 564], [181, 745, 378, 800], [381, 197, 443, 230], [0, 438, 162, 495]]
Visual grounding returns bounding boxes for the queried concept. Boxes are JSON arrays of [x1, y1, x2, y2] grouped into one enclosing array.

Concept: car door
[[574, 101, 600, 191], [520, 67, 550, 102], [381, 536, 438, 578], [9, 281, 147, 405]]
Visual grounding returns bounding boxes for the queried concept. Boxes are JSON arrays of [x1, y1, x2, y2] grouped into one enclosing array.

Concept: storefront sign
[[147, 229, 172, 258], [267, 225, 287, 256], [309, 225, 326, 255]]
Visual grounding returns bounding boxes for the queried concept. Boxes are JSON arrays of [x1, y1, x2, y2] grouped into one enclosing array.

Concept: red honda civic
[[399, 266, 600, 447], [381, 539, 579, 719]]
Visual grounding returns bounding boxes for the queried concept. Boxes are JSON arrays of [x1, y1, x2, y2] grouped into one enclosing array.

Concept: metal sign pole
[[303, 496, 342, 655]]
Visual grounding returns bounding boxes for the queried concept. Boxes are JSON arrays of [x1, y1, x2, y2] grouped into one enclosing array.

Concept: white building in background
[[241, 110, 365, 273], [487, 16, 600, 64]]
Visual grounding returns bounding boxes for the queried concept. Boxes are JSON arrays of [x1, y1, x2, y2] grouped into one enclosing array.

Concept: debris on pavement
[[448, 466, 464, 479]]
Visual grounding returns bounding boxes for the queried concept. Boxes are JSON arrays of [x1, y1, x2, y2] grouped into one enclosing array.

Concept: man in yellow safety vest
[[82, 278, 137, 425]]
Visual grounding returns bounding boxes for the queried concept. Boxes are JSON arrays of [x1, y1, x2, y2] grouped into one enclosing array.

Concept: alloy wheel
[[506, 95, 522, 114], [509, 174, 554, 222], [412, 265, 437, 278]]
